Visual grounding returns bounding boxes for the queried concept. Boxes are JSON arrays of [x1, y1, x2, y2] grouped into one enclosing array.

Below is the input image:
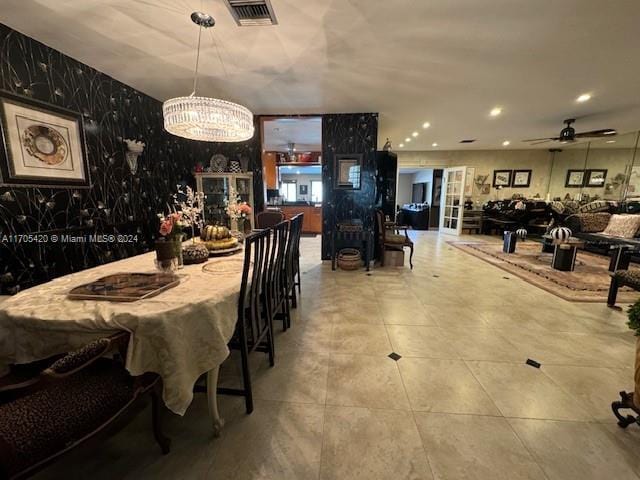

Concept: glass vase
[[172, 235, 184, 269], [155, 239, 177, 273]]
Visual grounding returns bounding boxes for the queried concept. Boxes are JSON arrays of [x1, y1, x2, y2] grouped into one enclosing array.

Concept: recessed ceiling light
[[422, 122, 431, 129], [576, 93, 592, 103], [412, 132, 419, 137], [606, 140, 616, 144], [405, 138, 411, 142], [490, 107, 502, 117], [502, 140, 510, 146], [432, 142, 438, 147], [399, 143, 405, 148]]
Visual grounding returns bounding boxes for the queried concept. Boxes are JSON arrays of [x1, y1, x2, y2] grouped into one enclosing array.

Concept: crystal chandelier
[[163, 12, 254, 142]]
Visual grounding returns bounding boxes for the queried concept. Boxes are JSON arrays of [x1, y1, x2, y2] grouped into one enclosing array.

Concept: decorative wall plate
[[210, 154, 228, 172], [23, 125, 68, 165]]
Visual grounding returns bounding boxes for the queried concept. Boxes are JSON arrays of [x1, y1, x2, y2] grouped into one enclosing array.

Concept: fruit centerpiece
[[200, 225, 238, 251]]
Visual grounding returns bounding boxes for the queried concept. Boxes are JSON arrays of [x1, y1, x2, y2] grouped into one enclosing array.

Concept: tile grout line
[[462, 358, 553, 480]]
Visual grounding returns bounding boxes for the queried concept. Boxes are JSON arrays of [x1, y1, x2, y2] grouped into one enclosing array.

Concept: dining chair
[[266, 220, 291, 331], [0, 332, 168, 479], [285, 214, 304, 309], [256, 210, 284, 229], [217, 228, 274, 415]]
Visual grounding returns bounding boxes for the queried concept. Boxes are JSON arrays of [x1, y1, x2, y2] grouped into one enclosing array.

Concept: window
[[281, 181, 296, 202], [311, 180, 323, 203]]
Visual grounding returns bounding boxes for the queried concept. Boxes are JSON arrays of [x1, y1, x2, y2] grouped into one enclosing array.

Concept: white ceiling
[[263, 117, 321, 151], [3, 0, 640, 150]]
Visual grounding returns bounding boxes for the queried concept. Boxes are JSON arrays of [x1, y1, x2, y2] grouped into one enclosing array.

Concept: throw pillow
[[602, 214, 640, 238], [566, 213, 611, 233], [578, 200, 611, 213]]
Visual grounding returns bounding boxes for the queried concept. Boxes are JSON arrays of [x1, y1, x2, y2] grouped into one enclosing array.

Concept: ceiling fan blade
[[530, 139, 555, 146], [574, 129, 617, 138], [522, 137, 556, 142]]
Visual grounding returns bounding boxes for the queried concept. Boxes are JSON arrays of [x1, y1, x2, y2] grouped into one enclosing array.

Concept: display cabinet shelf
[[195, 172, 255, 229]]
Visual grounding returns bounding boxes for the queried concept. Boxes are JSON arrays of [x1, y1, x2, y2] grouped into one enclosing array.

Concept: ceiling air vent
[[459, 139, 476, 143], [224, 0, 278, 26]]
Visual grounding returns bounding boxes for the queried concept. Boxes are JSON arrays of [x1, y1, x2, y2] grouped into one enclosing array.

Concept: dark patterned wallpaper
[[0, 24, 262, 294], [321, 113, 379, 259]]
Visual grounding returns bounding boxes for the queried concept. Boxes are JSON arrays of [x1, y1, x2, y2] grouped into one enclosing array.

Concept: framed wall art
[[334, 153, 362, 190], [492, 170, 512, 188], [512, 169, 532, 188], [0, 91, 90, 188], [585, 169, 608, 187], [299, 184, 308, 195], [565, 169, 585, 188]]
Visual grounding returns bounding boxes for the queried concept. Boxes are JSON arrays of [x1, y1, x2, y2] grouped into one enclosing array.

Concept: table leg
[[206, 367, 224, 437], [365, 237, 370, 271], [331, 231, 337, 270]]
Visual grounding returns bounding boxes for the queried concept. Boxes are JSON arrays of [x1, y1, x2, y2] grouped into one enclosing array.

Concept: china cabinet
[[195, 173, 255, 229]]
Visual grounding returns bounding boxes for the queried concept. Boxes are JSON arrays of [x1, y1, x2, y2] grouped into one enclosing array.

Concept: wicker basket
[[338, 248, 361, 271]]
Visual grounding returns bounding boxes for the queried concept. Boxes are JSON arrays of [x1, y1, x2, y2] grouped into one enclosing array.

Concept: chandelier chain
[[192, 24, 203, 96]]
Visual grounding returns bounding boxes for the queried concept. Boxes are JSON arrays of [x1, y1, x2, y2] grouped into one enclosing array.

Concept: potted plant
[[157, 212, 185, 269], [174, 185, 209, 264], [611, 299, 640, 427]]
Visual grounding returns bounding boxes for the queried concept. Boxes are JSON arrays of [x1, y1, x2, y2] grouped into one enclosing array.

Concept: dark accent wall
[[321, 113, 379, 259], [0, 24, 262, 294]]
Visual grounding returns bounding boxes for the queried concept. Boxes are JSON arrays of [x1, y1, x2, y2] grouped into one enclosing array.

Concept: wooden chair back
[[256, 210, 285, 229], [238, 228, 271, 349]]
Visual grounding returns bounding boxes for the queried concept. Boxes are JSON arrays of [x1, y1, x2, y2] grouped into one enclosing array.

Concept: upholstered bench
[[0, 332, 169, 479], [607, 270, 640, 307]]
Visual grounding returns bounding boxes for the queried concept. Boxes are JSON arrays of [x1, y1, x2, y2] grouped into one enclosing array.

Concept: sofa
[[482, 200, 552, 234], [566, 212, 640, 248]]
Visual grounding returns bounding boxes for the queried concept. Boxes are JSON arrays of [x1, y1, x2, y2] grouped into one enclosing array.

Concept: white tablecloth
[[0, 247, 244, 415]]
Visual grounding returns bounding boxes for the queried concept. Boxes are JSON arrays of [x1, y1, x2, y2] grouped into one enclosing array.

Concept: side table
[[551, 240, 584, 271]]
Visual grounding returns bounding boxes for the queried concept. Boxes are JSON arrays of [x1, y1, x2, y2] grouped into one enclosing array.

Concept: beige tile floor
[[34, 231, 640, 479]]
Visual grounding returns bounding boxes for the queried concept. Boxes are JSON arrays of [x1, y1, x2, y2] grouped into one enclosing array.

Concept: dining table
[[0, 242, 245, 435]]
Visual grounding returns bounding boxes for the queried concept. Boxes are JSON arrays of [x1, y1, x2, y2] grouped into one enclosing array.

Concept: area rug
[[449, 241, 640, 303]]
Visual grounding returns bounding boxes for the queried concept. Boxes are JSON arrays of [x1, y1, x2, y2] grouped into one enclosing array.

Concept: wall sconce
[[124, 139, 145, 175]]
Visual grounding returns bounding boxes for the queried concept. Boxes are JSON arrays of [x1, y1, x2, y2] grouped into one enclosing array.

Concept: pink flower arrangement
[[158, 212, 184, 239], [225, 186, 252, 220]]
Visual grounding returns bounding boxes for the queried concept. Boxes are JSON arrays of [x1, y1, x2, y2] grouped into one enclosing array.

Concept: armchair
[[375, 209, 414, 269], [0, 332, 169, 480]]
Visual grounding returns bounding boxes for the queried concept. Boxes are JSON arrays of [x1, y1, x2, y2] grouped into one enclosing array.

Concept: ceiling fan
[[523, 119, 616, 145]]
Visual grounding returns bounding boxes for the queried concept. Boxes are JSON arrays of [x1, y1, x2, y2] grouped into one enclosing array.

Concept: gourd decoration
[[516, 228, 528, 241], [200, 225, 238, 251], [550, 226, 572, 244], [200, 225, 231, 241]]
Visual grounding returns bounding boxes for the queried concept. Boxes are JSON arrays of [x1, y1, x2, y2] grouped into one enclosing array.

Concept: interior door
[[439, 167, 466, 235]]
